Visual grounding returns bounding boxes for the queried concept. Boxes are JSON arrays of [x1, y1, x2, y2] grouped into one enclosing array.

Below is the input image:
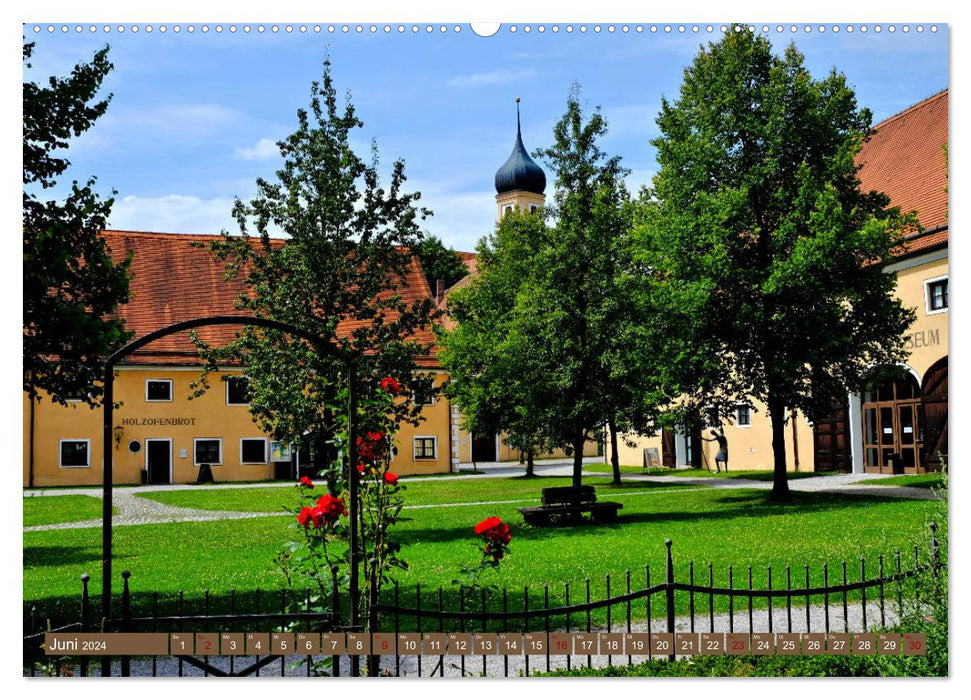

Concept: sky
[[21, 18, 949, 253]]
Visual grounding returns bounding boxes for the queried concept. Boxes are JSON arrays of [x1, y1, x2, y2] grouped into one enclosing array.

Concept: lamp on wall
[[113, 425, 124, 449]]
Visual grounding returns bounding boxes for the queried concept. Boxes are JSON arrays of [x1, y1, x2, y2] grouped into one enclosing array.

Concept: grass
[[24, 483, 937, 632], [132, 475, 700, 513], [585, 465, 837, 482], [23, 495, 113, 527], [855, 473, 945, 489]]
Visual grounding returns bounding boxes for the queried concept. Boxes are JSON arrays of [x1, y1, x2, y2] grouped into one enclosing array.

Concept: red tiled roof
[[856, 90, 948, 256], [103, 230, 439, 367]]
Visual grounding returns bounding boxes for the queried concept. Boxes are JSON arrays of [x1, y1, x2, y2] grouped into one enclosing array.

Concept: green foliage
[[23, 41, 132, 406], [639, 27, 917, 496], [440, 85, 667, 485], [193, 58, 435, 460], [416, 235, 468, 291]]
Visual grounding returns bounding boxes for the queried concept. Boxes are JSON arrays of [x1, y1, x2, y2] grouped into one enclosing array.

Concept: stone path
[[24, 457, 938, 533]]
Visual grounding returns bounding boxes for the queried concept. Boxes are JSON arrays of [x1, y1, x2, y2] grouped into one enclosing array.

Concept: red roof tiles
[[856, 90, 948, 256], [102, 230, 439, 367]]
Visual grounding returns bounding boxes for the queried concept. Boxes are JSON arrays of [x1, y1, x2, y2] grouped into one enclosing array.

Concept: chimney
[[436, 279, 445, 304]]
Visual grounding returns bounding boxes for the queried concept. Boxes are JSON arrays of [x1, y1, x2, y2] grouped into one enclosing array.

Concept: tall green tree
[[23, 42, 132, 406], [639, 28, 917, 498], [441, 86, 665, 488], [197, 59, 435, 479], [438, 210, 551, 476], [416, 234, 468, 292]]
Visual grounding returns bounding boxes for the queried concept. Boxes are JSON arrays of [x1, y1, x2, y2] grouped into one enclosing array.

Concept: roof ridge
[[871, 89, 947, 131]]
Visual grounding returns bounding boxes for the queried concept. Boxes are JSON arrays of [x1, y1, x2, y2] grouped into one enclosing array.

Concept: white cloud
[[447, 69, 538, 88], [108, 194, 285, 237], [234, 138, 280, 161]]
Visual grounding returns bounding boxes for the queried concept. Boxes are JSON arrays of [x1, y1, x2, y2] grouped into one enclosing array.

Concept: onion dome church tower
[[494, 98, 546, 220]]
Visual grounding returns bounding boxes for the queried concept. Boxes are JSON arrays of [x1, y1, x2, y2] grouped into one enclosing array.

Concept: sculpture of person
[[703, 429, 729, 472]]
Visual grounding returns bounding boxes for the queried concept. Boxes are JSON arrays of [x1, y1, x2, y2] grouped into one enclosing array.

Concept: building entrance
[[471, 434, 497, 462], [862, 370, 923, 473], [146, 439, 172, 484]]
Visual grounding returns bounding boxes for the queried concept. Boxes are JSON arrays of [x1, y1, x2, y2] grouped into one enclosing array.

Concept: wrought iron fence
[[24, 524, 939, 677]]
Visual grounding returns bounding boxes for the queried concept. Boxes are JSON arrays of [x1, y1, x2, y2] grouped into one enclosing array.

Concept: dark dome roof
[[495, 103, 546, 195]]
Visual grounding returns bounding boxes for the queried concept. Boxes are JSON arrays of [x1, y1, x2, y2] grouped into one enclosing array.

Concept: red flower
[[475, 516, 503, 536], [316, 494, 348, 523], [310, 506, 326, 529], [299, 476, 314, 489], [383, 471, 399, 486], [356, 431, 387, 461], [380, 377, 402, 395], [297, 507, 313, 528]]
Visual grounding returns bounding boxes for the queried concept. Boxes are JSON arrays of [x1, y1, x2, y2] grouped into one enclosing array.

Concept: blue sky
[[23, 20, 948, 253]]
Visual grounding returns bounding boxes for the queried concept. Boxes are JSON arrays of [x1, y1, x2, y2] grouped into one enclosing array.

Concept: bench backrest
[[541, 485, 597, 506]]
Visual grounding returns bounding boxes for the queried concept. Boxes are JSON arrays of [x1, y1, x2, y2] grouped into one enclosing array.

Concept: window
[[226, 376, 252, 405], [240, 438, 267, 464], [530, 204, 538, 213], [194, 438, 222, 465], [736, 404, 752, 427], [413, 436, 437, 460], [59, 440, 90, 468], [146, 379, 173, 402], [411, 376, 436, 406], [925, 276, 948, 314]]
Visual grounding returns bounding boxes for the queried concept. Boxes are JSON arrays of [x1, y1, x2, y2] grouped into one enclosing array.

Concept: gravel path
[[24, 459, 936, 533]]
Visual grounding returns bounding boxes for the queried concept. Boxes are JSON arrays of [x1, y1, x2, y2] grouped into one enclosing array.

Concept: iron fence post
[[80, 574, 90, 677], [121, 570, 131, 677], [665, 539, 675, 661]]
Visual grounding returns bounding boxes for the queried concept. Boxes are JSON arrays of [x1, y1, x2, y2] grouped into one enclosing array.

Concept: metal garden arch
[[100, 315, 362, 671]]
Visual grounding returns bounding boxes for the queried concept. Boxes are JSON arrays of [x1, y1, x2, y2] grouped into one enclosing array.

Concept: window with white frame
[[226, 376, 252, 405], [925, 276, 948, 314], [411, 376, 436, 406], [146, 379, 173, 402], [240, 438, 268, 464], [413, 436, 437, 460], [194, 438, 222, 465], [735, 404, 752, 427], [59, 439, 90, 468]]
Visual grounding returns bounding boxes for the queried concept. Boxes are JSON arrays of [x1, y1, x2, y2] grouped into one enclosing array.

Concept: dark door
[[146, 440, 171, 484], [471, 434, 497, 462], [921, 357, 948, 471], [661, 429, 676, 468], [813, 401, 851, 473]]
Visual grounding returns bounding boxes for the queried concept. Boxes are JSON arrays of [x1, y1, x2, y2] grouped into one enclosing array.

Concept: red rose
[[380, 377, 402, 395], [316, 494, 348, 523], [488, 522, 511, 545], [299, 476, 314, 488], [297, 507, 313, 528], [475, 516, 503, 536], [356, 431, 386, 461], [383, 471, 399, 486], [310, 506, 326, 529]]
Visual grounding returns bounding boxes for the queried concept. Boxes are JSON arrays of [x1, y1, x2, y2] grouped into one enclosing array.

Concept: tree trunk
[[526, 450, 535, 477], [572, 430, 585, 489], [767, 394, 791, 499], [609, 419, 621, 486]]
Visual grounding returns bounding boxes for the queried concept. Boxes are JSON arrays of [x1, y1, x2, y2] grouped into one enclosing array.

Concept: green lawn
[[856, 474, 945, 489], [23, 495, 112, 527], [25, 483, 938, 631], [133, 475, 700, 513], [585, 465, 837, 482]]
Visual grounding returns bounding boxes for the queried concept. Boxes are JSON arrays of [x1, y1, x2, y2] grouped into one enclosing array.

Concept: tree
[[438, 210, 551, 476], [639, 27, 917, 498], [196, 59, 435, 480], [441, 86, 665, 488], [416, 235, 468, 292], [23, 42, 132, 406]]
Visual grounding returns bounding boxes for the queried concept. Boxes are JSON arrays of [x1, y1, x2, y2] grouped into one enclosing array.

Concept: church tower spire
[[494, 98, 546, 220]]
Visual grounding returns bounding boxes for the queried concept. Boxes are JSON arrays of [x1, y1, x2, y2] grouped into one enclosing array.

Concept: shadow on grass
[[24, 545, 102, 569]]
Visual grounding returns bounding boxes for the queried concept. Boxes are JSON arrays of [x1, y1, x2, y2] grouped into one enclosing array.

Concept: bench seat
[[519, 486, 623, 526]]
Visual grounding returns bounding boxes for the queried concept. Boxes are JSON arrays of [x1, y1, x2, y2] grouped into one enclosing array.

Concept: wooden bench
[[519, 485, 623, 526]]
